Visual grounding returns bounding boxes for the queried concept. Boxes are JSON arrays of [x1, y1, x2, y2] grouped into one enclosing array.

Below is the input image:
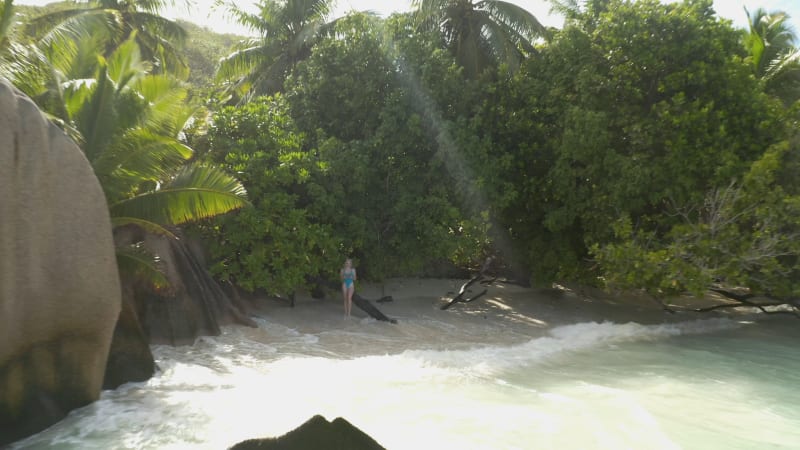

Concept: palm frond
[[3, 43, 48, 98], [215, 0, 268, 34], [25, 7, 91, 38], [128, 11, 188, 45], [36, 9, 119, 52], [134, 74, 193, 135], [115, 242, 170, 291], [763, 48, 800, 82], [77, 65, 121, 162], [411, 0, 450, 31], [481, 14, 522, 71], [130, 0, 176, 15], [109, 163, 249, 225], [94, 129, 194, 200], [144, 34, 189, 77], [112, 216, 179, 239], [483, 0, 548, 43], [215, 43, 264, 81], [107, 35, 151, 91]]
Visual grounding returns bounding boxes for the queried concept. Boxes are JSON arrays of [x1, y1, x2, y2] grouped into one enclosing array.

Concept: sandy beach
[[245, 277, 738, 340]]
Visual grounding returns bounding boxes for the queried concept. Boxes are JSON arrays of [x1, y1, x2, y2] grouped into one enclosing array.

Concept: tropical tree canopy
[[215, 0, 336, 101], [24, 0, 189, 76], [411, 0, 548, 77], [4, 0, 799, 305]]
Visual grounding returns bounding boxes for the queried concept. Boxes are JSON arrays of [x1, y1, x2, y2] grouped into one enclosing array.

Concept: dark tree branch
[[463, 289, 487, 303], [441, 274, 483, 310], [441, 258, 497, 310], [699, 288, 800, 318], [709, 287, 756, 302]]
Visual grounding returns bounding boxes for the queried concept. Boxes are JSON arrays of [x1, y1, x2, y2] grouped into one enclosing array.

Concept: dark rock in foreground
[[228, 415, 386, 450]]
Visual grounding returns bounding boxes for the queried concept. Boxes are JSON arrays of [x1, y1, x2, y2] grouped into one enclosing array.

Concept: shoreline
[[243, 277, 752, 338]]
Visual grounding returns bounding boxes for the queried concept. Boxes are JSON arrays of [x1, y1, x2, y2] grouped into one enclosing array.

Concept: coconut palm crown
[[24, 0, 189, 76], [215, 0, 337, 102], [412, 0, 548, 78], [743, 7, 800, 104]]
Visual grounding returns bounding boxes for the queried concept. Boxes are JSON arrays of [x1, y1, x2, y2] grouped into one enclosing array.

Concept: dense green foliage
[[5, 0, 799, 303], [199, 14, 487, 293], [473, 0, 790, 286], [200, 96, 337, 293]]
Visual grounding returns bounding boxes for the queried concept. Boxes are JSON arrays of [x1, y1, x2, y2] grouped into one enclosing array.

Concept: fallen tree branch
[[441, 258, 498, 310], [699, 288, 800, 317], [441, 274, 483, 310], [463, 289, 487, 303], [479, 276, 498, 285]]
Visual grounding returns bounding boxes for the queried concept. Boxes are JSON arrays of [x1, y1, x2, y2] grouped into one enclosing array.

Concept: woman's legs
[[342, 284, 348, 316], [346, 285, 354, 316]]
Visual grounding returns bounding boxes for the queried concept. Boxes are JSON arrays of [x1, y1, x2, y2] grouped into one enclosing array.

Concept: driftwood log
[[311, 277, 397, 323]]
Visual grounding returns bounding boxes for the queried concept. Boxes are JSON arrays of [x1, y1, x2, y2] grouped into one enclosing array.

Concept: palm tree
[[24, 0, 188, 77], [0, 0, 14, 49], [411, 0, 548, 78], [743, 7, 800, 104], [8, 35, 248, 286], [0, 0, 26, 75], [215, 0, 335, 101]]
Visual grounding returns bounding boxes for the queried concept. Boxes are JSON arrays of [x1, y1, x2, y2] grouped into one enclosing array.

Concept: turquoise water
[[11, 311, 800, 449]]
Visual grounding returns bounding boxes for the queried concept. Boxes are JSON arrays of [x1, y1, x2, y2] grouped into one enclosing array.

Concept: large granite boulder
[[115, 226, 256, 346], [0, 80, 122, 444], [229, 415, 386, 450]]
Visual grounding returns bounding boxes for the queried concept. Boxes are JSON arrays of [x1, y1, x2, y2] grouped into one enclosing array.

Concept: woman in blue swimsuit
[[340, 258, 357, 317]]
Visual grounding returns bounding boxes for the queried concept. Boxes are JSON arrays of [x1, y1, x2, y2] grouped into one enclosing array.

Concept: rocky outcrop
[[103, 284, 156, 390], [228, 415, 386, 450], [0, 80, 121, 444], [116, 227, 256, 346]]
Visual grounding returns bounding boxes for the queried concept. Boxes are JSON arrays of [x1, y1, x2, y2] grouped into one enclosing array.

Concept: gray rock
[[0, 80, 121, 445], [228, 415, 386, 450], [115, 226, 256, 346], [103, 283, 156, 390]]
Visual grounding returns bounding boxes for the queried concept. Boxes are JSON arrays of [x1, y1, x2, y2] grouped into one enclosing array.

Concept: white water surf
[[11, 310, 800, 449]]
